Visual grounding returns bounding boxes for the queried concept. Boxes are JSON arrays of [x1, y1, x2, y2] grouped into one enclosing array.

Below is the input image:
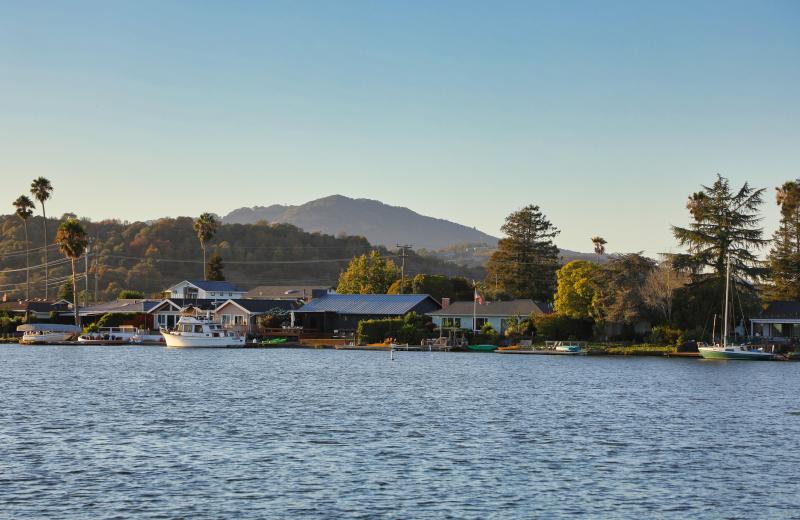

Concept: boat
[[467, 344, 498, 352], [262, 337, 288, 345], [78, 326, 140, 345], [554, 343, 584, 354], [18, 323, 81, 344], [698, 256, 775, 361], [160, 315, 245, 348]]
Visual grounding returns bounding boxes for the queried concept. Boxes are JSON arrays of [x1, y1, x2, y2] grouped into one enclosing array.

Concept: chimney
[[441, 297, 450, 309]]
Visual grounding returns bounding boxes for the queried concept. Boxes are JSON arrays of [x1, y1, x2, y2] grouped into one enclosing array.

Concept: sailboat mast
[[723, 255, 731, 348]]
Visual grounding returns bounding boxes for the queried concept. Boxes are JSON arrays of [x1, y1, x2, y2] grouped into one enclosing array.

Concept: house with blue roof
[[292, 293, 441, 335], [165, 280, 246, 300]]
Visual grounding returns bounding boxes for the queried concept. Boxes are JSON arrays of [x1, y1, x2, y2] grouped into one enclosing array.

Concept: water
[[1, 346, 799, 519]]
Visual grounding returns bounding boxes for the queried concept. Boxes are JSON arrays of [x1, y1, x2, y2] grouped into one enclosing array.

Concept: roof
[[168, 280, 244, 293], [0, 300, 68, 313], [217, 299, 298, 314], [429, 299, 545, 317], [758, 301, 800, 320], [294, 294, 439, 315], [148, 298, 226, 312], [17, 323, 81, 333], [79, 299, 161, 316], [245, 285, 333, 299]]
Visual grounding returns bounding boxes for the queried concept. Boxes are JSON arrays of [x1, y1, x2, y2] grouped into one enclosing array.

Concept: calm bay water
[[1, 345, 799, 519]]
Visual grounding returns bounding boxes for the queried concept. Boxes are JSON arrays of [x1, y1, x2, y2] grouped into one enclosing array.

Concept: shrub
[[97, 312, 134, 328], [534, 313, 593, 340], [118, 290, 145, 299], [357, 318, 403, 344], [357, 312, 436, 344], [648, 326, 684, 346]]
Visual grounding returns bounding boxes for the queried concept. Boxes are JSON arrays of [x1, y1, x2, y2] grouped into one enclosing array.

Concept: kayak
[[468, 344, 498, 352]]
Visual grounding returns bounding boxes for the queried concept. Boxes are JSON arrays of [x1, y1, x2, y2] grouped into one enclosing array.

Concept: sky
[[1, 1, 798, 256]]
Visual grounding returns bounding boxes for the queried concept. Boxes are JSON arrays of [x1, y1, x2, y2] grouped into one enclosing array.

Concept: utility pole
[[396, 244, 413, 294], [84, 238, 92, 307]]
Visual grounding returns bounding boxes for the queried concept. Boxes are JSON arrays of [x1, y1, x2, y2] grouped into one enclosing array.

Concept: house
[[292, 294, 441, 334], [214, 299, 299, 334], [147, 298, 224, 330], [750, 301, 800, 340], [79, 299, 162, 329], [165, 280, 246, 300], [245, 285, 334, 302], [0, 300, 71, 320], [428, 299, 546, 334]]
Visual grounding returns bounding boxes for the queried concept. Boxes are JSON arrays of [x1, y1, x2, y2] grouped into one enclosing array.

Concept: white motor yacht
[[161, 315, 245, 348]]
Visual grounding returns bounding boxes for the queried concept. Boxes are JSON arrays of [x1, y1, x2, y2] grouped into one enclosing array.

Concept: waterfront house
[[292, 294, 441, 335], [165, 280, 246, 300], [147, 298, 224, 330], [213, 298, 299, 334], [0, 299, 71, 320], [750, 301, 800, 342], [428, 299, 546, 333], [79, 299, 162, 329], [245, 285, 334, 302]]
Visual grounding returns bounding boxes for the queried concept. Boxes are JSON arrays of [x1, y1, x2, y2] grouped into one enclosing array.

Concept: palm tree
[[12, 195, 35, 300], [591, 236, 607, 257], [55, 218, 88, 327], [193, 213, 219, 280], [30, 177, 54, 299]]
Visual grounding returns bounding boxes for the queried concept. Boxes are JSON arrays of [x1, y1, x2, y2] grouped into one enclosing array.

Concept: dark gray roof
[[150, 298, 226, 312], [429, 299, 545, 317], [80, 299, 161, 316], [759, 301, 800, 319], [294, 294, 438, 315], [186, 280, 244, 292]]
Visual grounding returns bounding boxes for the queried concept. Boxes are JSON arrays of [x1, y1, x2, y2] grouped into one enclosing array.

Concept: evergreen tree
[[206, 253, 225, 281], [672, 174, 767, 282], [486, 205, 560, 301], [767, 179, 800, 300], [337, 251, 399, 294]]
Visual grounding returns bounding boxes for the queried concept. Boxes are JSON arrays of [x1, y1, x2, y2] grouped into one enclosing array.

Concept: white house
[[165, 280, 246, 300], [428, 299, 547, 334]]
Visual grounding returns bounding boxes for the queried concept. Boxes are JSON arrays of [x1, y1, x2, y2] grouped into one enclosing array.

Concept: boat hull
[[468, 344, 498, 352], [698, 347, 774, 361], [162, 333, 245, 348], [20, 332, 74, 345]]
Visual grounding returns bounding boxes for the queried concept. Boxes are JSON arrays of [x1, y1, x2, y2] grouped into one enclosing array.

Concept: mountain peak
[[223, 196, 498, 250]]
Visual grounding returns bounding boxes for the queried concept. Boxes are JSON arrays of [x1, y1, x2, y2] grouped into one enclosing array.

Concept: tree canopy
[[553, 260, 599, 319], [206, 252, 225, 281], [767, 179, 800, 300], [486, 205, 560, 301], [336, 251, 399, 294]]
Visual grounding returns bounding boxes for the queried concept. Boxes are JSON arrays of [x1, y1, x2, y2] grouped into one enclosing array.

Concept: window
[[442, 317, 462, 329], [474, 317, 488, 330], [221, 314, 231, 325], [234, 315, 245, 325]]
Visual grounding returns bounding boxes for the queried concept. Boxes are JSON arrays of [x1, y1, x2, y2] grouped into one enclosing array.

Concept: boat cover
[[17, 323, 81, 333]]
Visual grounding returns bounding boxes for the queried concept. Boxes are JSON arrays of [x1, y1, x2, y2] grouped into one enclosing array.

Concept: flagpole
[[473, 283, 477, 333]]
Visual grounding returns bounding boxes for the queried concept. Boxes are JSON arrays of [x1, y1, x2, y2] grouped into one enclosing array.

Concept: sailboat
[[698, 256, 774, 361]]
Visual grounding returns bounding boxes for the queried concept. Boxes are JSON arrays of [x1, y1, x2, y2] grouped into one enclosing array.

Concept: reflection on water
[[1, 346, 798, 519]]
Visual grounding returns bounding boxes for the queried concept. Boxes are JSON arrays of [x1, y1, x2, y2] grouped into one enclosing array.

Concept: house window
[[228, 292, 232, 297], [475, 317, 488, 330], [442, 317, 462, 329], [234, 315, 245, 325], [221, 314, 231, 325]]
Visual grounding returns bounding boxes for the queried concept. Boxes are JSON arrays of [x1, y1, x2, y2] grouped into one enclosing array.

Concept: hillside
[[0, 215, 485, 301], [223, 195, 499, 250]]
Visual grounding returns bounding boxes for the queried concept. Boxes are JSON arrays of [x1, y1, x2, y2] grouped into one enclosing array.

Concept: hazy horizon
[[2, 1, 797, 255]]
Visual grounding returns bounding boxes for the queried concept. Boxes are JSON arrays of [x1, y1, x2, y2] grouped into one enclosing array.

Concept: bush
[[118, 290, 145, 299], [97, 312, 134, 328], [534, 313, 593, 340], [648, 326, 684, 346], [357, 312, 436, 344]]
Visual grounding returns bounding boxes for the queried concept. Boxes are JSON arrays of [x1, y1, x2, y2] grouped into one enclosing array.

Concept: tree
[[553, 260, 599, 319], [193, 213, 219, 280], [12, 195, 35, 299], [486, 205, 560, 301], [58, 280, 74, 302], [766, 179, 800, 300], [591, 253, 656, 331], [118, 289, 145, 299], [591, 236, 607, 257], [387, 274, 473, 301], [55, 218, 88, 327], [337, 251, 399, 294], [30, 177, 53, 298], [206, 252, 225, 281], [672, 174, 767, 282], [641, 258, 689, 325]]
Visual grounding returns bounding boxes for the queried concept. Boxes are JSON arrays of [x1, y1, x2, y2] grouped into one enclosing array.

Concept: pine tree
[[206, 253, 225, 281], [672, 174, 767, 282], [486, 205, 560, 301], [767, 179, 800, 300]]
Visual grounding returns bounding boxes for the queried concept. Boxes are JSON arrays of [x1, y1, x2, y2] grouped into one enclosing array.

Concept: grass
[[602, 344, 676, 356]]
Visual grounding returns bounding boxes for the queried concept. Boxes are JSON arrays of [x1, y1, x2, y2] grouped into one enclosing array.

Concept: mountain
[[223, 195, 499, 250]]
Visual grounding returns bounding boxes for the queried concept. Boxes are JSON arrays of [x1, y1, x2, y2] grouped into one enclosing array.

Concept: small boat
[[262, 337, 288, 345], [467, 344, 498, 352], [161, 316, 245, 348], [18, 323, 81, 344], [78, 326, 140, 345], [554, 343, 584, 354]]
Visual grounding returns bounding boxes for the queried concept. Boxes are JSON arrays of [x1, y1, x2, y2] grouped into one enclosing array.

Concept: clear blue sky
[[1, 1, 798, 255]]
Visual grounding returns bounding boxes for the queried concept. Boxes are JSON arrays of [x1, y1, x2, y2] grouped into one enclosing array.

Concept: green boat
[[262, 337, 288, 345], [467, 344, 498, 352]]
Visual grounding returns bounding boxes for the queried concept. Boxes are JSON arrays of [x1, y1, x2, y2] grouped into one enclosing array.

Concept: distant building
[[165, 280, 245, 300], [428, 299, 546, 334], [293, 294, 441, 335], [79, 298, 162, 329], [750, 301, 800, 340], [245, 285, 334, 302], [0, 300, 70, 320]]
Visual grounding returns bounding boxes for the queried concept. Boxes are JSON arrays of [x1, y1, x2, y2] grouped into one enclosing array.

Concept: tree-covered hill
[[0, 215, 485, 301]]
